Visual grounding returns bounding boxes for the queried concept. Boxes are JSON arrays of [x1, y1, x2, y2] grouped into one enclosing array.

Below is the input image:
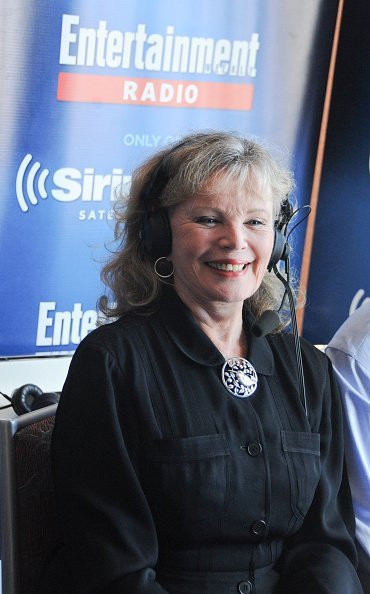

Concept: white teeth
[[208, 262, 244, 272]]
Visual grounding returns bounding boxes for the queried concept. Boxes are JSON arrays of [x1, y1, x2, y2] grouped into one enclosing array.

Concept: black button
[[238, 580, 252, 594], [247, 441, 262, 456], [251, 519, 266, 535]]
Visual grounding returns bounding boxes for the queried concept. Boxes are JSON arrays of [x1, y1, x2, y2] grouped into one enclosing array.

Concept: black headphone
[[267, 198, 292, 271], [139, 141, 188, 259], [4, 384, 60, 416], [139, 141, 292, 270]]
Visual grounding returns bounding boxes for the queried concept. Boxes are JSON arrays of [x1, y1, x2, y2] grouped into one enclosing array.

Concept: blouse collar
[[158, 287, 275, 376]]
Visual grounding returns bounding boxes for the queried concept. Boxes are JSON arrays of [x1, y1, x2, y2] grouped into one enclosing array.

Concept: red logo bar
[[57, 72, 254, 111]]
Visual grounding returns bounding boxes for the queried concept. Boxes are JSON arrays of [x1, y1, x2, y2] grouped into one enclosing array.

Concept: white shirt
[[326, 301, 370, 557]]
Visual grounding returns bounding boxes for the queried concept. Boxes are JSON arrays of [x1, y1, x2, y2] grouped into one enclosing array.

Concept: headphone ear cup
[[11, 384, 43, 416], [268, 227, 288, 272], [30, 391, 60, 411], [142, 210, 172, 259]]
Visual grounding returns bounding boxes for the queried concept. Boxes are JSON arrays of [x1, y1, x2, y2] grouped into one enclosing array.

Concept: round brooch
[[221, 357, 258, 398]]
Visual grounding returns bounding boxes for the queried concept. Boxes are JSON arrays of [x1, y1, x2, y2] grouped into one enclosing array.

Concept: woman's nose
[[218, 223, 247, 250]]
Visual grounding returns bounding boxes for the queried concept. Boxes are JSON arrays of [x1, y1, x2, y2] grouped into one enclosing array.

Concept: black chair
[[0, 404, 58, 594]]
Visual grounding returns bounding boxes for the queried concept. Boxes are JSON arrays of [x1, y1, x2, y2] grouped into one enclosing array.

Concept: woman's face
[[168, 181, 275, 311]]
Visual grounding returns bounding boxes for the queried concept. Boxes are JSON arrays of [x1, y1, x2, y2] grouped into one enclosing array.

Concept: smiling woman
[[36, 131, 363, 594], [168, 182, 274, 319], [99, 131, 292, 322]]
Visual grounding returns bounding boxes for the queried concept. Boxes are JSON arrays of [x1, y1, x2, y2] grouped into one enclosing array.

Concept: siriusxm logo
[[16, 154, 130, 212]]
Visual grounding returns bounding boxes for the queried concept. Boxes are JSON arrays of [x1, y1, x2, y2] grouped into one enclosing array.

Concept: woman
[[38, 132, 362, 593]]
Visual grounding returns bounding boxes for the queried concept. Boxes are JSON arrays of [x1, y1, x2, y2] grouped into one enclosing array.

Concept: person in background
[[326, 301, 370, 594], [37, 131, 362, 594]]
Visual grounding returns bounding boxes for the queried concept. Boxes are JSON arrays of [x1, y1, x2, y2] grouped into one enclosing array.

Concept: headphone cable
[[0, 390, 13, 410], [273, 263, 308, 416]]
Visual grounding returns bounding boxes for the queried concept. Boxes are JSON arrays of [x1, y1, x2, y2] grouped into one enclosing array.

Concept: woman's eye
[[196, 216, 219, 226], [246, 219, 265, 227]]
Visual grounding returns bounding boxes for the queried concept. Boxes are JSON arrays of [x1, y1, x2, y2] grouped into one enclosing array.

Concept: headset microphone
[[251, 310, 280, 337]]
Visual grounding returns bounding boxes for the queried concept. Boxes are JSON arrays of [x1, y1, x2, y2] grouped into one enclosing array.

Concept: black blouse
[[37, 288, 362, 594]]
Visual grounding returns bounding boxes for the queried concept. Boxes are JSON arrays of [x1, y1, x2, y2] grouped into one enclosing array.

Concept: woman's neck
[[187, 301, 247, 360], [206, 327, 247, 360]]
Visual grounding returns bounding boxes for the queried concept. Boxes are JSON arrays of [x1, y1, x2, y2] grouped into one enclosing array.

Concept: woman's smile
[[206, 260, 248, 273]]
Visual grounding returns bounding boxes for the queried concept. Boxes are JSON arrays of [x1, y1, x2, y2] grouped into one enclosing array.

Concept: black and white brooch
[[221, 357, 258, 398]]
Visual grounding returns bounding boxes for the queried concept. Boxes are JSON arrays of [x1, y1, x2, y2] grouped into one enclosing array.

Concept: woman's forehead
[[200, 166, 269, 193], [179, 185, 274, 218], [195, 173, 274, 204]]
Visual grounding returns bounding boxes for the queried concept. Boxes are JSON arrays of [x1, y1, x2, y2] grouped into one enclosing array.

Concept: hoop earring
[[154, 257, 174, 279]]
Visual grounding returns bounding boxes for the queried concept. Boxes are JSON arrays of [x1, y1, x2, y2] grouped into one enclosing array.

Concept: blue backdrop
[[0, 0, 342, 355]]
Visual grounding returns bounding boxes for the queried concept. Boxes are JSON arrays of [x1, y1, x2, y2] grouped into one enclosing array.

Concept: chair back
[[0, 404, 58, 594]]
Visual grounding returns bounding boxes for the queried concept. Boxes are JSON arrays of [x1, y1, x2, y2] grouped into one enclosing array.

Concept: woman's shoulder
[[74, 310, 158, 359]]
